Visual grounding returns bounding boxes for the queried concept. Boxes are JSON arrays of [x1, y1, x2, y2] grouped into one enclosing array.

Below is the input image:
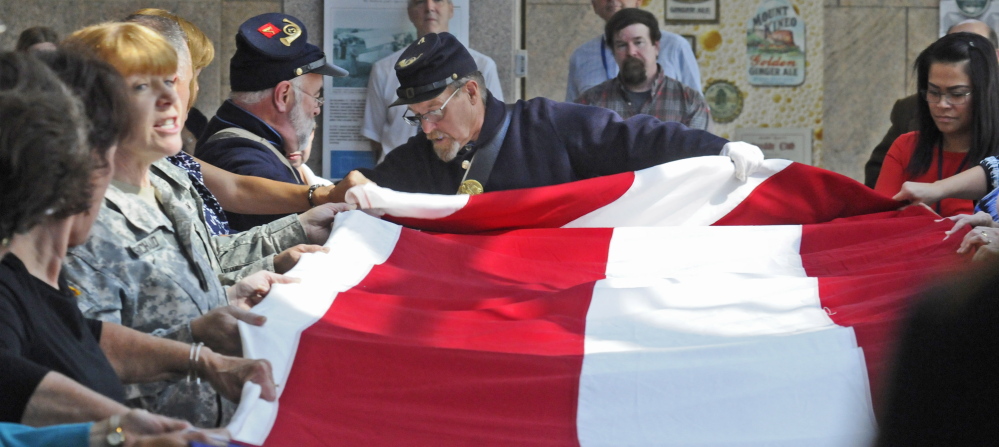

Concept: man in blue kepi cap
[[195, 12, 347, 231], [329, 32, 763, 199]]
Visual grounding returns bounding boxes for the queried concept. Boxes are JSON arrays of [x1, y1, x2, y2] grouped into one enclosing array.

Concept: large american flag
[[227, 157, 966, 446]]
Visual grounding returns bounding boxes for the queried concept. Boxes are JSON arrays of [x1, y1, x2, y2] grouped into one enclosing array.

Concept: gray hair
[[124, 14, 191, 70], [230, 75, 309, 105], [453, 70, 484, 93]]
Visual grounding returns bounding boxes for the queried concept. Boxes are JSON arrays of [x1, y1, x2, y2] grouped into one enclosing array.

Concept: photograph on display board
[[332, 25, 416, 88]]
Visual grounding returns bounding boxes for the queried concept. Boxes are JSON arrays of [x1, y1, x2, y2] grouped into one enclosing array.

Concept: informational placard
[[664, 0, 719, 24], [322, 0, 469, 180], [733, 127, 812, 165], [745, 0, 806, 86], [940, 0, 999, 37]]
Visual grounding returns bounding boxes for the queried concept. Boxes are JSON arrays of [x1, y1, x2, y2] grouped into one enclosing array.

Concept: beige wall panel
[[525, 2, 600, 100], [906, 7, 938, 89], [470, 0, 517, 101], [823, 7, 905, 181]]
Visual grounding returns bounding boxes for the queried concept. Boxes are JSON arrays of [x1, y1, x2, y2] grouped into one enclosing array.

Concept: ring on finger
[[982, 230, 992, 245]]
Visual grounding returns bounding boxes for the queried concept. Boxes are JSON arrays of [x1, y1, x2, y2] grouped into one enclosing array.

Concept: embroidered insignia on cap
[[258, 23, 280, 38], [397, 53, 423, 68], [280, 19, 302, 47]]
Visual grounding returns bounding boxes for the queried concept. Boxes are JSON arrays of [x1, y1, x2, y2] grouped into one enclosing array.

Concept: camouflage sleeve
[[63, 250, 195, 344], [212, 213, 307, 284]]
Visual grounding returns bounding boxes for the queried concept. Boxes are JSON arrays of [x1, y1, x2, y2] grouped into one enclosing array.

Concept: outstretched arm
[[893, 165, 988, 205], [19, 372, 128, 425], [99, 323, 277, 403], [199, 158, 337, 214]]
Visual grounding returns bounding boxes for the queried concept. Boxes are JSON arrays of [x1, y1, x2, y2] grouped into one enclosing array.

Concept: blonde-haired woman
[[60, 22, 346, 426], [130, 8, 213, 133]]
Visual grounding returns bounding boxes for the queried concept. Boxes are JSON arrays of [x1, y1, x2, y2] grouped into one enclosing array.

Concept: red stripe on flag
[[262, 227, 613, 446], [714, 163, 902, 226], [387, 172, 635, 233], [799, 211, 969, 413]]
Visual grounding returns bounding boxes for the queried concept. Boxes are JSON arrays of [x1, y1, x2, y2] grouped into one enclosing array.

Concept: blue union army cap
[[390, 32, 478, 107], [230, 13, 348, 92]]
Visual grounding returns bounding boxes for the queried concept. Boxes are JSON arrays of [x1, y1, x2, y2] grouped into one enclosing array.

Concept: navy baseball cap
[[230, 13, 347, 92], [390, 32, 478, 107]]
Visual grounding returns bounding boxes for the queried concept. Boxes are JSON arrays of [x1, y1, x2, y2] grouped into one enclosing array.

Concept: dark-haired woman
[[875, 32, 999, 217]]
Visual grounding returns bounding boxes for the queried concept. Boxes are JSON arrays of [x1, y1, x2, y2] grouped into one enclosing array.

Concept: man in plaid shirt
[[575, 8, 710, 130]]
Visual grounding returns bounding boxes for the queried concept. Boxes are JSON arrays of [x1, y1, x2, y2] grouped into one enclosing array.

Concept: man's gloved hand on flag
[[721, 141, 765, 181]]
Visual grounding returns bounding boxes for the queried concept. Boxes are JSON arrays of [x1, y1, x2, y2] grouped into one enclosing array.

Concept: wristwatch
[[106, 414, 126, 446], [307, 183, 320, 207]]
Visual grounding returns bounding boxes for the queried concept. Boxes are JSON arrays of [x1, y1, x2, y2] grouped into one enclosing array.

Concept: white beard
[[289, 95, 316, 154], [428, 131, 462, 162]]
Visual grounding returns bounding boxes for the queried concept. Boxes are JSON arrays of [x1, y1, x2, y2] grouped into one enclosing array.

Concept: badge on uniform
[[457, 179, 483, 195]]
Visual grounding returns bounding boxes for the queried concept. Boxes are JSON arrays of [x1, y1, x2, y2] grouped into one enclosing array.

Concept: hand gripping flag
[[228, 157, 968, 447]]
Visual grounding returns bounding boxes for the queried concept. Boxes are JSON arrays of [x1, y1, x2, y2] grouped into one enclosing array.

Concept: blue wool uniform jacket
[[195, 100, 303, 231], [360, 93, 728, 195]]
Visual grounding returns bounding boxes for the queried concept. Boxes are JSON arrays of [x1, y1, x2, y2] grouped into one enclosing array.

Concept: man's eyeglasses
[[293, 85, 323, 108], [403, 87, 462, 126], [921, 88, 972, 106]]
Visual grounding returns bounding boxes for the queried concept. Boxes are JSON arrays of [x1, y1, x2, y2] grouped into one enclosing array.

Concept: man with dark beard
[[576, 8, 710, 129], [329, 32, 761, 200], [195, 13, 347, 230]]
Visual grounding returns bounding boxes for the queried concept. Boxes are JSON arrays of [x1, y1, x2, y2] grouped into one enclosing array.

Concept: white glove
[[720, 141, 764, 181]]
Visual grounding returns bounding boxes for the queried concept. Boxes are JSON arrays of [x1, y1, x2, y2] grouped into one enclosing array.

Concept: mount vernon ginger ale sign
[[746, 0, 806, 86]]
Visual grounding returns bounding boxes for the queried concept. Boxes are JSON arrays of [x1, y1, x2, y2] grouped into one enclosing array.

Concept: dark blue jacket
[[195, 100, 303, 231], [360, 93, 728, 194]]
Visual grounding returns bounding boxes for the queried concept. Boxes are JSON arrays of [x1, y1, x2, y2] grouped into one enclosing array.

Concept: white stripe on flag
[[566, 157, 793, 228], [605, 226, 806, 278], [228, 211, 401, 444], [577, 224, 877, 446]]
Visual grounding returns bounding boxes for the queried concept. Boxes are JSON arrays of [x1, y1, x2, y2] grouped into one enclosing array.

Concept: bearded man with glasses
[[195, 13, 348, 230], [330, 32, 764, 200]]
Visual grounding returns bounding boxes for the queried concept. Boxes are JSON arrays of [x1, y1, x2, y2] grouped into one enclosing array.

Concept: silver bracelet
[[188, 342, 204, 384]]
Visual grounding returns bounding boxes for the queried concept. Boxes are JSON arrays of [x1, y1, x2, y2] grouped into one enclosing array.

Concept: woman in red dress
[[875, 32, 999, 217]]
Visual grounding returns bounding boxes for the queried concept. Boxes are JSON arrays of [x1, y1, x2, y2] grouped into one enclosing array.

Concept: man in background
[[576, 8, 709, 129], [566, 0, 700, 102], [363, 0, 503, 163]]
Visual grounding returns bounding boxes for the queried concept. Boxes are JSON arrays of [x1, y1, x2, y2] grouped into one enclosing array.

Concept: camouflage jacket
[[63, 159, 306, 427]]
